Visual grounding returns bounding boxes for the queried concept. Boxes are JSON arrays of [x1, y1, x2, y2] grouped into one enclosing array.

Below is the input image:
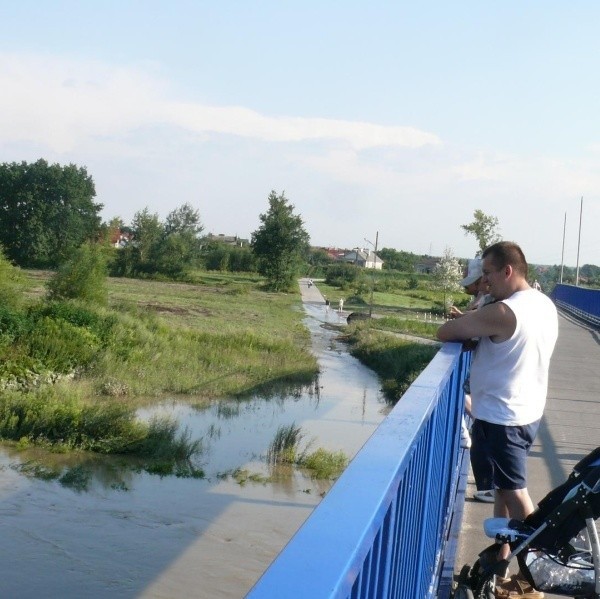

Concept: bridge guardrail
[[550, 284, 600, 328], [247, 343, 470, 599]]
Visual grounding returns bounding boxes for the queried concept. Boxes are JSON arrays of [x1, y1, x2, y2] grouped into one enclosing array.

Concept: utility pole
[[575, 197, 583, 286], [560, 212, 566, 284], [368, 231, 379, 318]]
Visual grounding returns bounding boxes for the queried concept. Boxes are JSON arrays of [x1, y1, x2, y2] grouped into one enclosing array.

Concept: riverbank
[[299, 278, 441, 403], [0, 284, 390, 598], [0, 270, 319, 458]]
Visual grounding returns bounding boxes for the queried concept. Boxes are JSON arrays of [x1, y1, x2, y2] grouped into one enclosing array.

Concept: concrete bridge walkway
[[454, 311, 600, 595]]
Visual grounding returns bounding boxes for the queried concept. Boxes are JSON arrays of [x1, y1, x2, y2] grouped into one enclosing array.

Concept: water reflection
[[0, 300, 389, 598]]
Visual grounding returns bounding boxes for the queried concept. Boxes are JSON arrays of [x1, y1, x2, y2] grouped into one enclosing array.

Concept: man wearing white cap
[[451, 258, 496, 502], [451, 259, 489, 318]]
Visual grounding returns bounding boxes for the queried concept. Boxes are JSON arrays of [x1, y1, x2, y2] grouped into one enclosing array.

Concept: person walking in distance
[[437, 242, 558, 595], [338, 298, 344, 313]]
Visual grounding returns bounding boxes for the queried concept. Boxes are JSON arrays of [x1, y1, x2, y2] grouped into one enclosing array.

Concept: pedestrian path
[[454, 312, 600, 596]]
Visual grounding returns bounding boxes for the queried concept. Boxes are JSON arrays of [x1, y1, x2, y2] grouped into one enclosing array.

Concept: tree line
[[1, 159, 599, 293]]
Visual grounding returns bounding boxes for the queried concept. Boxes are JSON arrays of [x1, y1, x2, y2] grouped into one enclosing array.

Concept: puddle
[[0, 302, 388, 598]]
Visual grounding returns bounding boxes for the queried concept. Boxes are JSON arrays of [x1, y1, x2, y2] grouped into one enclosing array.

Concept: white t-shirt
[[470, 289, 558, 426]]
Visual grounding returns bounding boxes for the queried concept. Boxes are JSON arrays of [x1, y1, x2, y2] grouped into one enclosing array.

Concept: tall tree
[[251, 191, 310, 291], [378, 247, 417, 272], [432, 247, 463, 317], [0, 159, 102, 267], [160, 203, 204, 274], [461, 209, 501, 256], [111, 204, 204, 278], [164, 203, 203, 236]]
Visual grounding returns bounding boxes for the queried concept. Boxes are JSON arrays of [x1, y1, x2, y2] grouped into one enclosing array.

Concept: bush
[[46, 242, 108, 305], [0, 305, 31, 341], [0, 387, 139, 450], [29, 301, 117, 347], [300, 448, 348, 479], [25, 316, 101, 373], [325, 262, 360, 287], [0, 248, 26, 309]]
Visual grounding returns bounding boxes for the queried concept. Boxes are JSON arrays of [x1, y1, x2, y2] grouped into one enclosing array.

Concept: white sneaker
[[473, 490, 495, 503]]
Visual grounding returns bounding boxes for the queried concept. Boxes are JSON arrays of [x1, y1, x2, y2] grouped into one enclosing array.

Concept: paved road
[[454, 312, 600, 595]]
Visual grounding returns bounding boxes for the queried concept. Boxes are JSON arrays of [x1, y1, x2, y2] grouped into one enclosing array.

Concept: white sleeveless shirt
[[470, 289, 558, 426]]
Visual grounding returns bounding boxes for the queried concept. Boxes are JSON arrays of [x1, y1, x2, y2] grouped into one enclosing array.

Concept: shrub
[[29, 301, 117, 347], [300, 448, 348, 479], [0, 248, 26, 309], [325, 262, 360, 287], [25, 316, 101, 373], [0, 305, 31, 341], [46, 242, 108, 305]]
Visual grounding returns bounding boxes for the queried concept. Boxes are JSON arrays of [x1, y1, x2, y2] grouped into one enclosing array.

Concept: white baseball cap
[[460, 259, 483, 287]]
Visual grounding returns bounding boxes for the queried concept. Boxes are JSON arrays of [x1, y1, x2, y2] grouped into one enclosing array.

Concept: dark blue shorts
[[470, 419, 540, 491]]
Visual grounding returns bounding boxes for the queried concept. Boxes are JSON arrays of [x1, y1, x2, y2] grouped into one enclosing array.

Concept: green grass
[[267, 424, 349, 480], [369, 315, 440, 339], [2, 268, 444, 462], [0, 269, 319, 461], [300, 448, 348, 479], [14, 270, 318, 399], [345, 326, 440, 404], [266, 423, 305, 464]]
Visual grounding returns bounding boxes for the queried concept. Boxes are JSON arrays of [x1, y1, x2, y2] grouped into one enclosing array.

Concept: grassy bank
[[344, 324, 439, 403], [0, 270, 319, 458]]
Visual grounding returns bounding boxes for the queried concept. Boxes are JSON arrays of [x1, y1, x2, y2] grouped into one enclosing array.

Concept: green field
[[0, 267, 447, 457]]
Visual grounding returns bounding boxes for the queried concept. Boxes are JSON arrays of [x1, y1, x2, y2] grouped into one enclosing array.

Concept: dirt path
[[298, 278, 349, 317]]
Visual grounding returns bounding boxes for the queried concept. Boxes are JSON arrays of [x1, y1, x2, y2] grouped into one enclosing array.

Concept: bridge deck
[[454, 312, 600, 595]]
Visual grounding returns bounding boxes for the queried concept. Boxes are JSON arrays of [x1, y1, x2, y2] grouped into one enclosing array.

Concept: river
[[0, 303, 389, 598]]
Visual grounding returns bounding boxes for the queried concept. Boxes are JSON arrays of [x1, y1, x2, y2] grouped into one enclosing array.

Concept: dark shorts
[[470, 419, 540, 491]]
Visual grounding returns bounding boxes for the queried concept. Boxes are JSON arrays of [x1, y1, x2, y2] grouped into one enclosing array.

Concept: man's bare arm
[[436, 302, 516, 343]]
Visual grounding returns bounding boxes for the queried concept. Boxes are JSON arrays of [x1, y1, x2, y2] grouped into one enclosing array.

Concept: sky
[[1, 1, 599, 266]]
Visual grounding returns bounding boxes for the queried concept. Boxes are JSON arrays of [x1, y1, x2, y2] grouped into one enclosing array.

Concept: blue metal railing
[[247, 344, 470, 599], [550, 284, 600, 327]]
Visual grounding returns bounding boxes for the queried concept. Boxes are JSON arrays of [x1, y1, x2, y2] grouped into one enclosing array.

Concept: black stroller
[[455, 447, 600, 599]]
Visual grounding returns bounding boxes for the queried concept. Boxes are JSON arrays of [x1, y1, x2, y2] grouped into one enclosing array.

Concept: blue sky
[[1, 1, 599, 265]]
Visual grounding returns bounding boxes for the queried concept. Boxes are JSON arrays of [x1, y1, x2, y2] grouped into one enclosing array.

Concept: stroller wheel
[[474, 573, 495, 599], [458, 564, 472, 584], [454, 583, 475, 599]]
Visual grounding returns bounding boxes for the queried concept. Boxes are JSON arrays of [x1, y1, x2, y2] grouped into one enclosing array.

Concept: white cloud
[[0, 52, 598, 265], [0, 53, 441, 153]]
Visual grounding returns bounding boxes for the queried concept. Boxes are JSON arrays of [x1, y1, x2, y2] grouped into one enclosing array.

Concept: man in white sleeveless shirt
[[437, 242, 558, 531]]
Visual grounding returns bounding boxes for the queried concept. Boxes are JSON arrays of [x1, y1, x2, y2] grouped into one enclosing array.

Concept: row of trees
[[2, 159, 599, 293], [0, 160, 311, 290]]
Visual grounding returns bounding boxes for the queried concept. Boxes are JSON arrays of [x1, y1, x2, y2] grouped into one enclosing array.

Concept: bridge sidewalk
[[453, 312, 600, 596]]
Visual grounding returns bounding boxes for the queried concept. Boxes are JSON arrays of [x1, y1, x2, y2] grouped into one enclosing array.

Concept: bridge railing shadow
[[247, 344, 470, 599]]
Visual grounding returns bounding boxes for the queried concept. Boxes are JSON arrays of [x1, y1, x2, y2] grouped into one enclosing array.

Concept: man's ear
[[504, 264, 513, 279]]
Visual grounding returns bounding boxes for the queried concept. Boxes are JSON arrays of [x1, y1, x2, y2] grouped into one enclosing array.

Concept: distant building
[[205, 233, 249, 247], [322, 247, 346, 261], [414, 257, 439, 274], [110, 229, 134, 248], [341, 248, 384, 270]]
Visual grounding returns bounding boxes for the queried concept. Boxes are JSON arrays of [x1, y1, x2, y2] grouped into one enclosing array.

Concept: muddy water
[[0, 303, 388, 598]]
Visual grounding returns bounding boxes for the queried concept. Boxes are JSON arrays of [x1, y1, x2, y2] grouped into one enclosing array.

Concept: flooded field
[[0, 304, 389, 598]]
